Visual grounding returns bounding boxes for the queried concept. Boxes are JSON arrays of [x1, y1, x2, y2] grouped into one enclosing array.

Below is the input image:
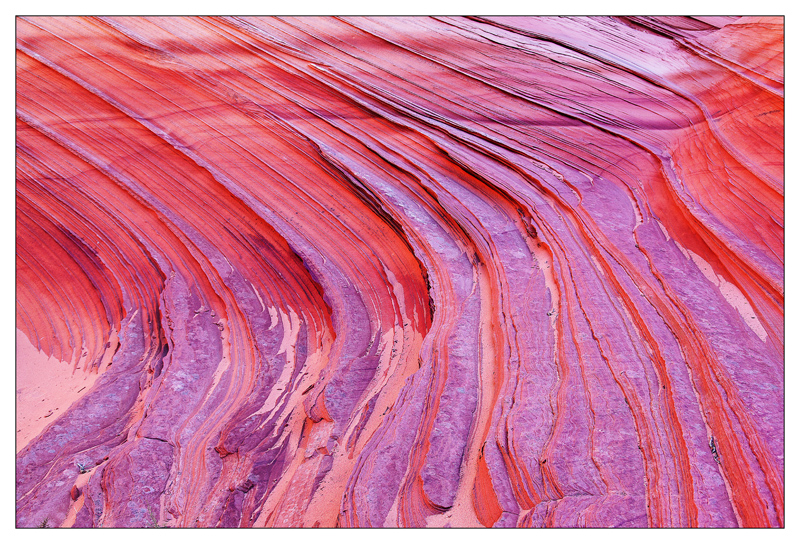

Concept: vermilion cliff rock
[[15, 16, 783, 528]]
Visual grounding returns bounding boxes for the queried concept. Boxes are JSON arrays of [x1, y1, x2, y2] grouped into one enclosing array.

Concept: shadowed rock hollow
[[16, 16, 783, 528]]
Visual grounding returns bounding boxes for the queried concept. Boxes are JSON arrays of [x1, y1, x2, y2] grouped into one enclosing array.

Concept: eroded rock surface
[[16, 16, 783, 527]]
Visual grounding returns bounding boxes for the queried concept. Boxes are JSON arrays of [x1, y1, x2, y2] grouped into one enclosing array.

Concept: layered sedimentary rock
[[15, 16, 783, 528]]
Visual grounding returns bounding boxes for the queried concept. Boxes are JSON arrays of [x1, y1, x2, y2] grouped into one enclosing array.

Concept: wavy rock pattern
[[16, 16, 783, 528]]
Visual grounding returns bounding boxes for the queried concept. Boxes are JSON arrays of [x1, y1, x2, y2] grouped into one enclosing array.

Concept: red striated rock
[[16, 16, 782, 528]]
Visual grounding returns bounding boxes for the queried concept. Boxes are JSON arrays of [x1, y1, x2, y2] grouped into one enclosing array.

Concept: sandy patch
[[686, 251, 768, 341], [16, 329, 101, 453]]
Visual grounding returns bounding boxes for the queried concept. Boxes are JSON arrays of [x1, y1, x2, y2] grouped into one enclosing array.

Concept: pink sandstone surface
[[15, 16, 783, 528]]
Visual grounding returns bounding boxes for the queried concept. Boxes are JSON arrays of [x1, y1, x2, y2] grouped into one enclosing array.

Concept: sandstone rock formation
[[15, 16, 783, 527]]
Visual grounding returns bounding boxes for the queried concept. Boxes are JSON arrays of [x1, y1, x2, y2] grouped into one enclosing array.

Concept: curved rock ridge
[[15, 16, 783, 528]]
